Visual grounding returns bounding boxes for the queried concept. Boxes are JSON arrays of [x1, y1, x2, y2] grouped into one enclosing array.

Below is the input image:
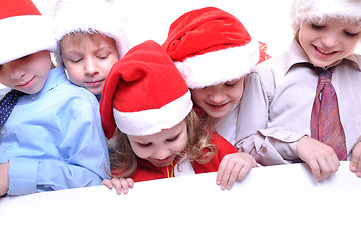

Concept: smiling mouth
[[16, 76, 34, 87], [151, 155, 172, 162], [86, 79, 104, 84], [314, 46, 337, 55], [208, 102, 228, 108]]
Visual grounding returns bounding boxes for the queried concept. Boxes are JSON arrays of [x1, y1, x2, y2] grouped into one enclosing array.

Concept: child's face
[[299, 18, 361, 68], [60, 33, 119, 95], [127, 120, 188, 168], [190, 78, 244, 119], [0, 51, 52, 94]]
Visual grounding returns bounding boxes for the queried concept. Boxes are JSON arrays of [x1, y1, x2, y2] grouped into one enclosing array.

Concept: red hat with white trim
[[0, 0, 57, 65], [100, 40, 193, 139], [162, 7, 262, 89]]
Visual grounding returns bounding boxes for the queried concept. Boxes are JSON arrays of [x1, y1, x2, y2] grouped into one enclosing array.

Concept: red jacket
[[130, 132, 237, 182]]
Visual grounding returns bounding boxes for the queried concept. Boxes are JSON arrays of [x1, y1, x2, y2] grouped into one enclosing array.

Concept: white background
[[33, 0, 360, 56], [34, 0, 295, 56]]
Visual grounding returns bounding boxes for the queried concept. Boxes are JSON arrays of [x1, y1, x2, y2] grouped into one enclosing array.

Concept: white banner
[[1, 162, 360, 239]]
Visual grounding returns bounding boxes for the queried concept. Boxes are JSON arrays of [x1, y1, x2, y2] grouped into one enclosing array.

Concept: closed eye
[[137, 142, 152, 147], [166, 134, 180, 142], [225, 82, 236, 87], [311, 23, 325, 30], [344, 30, 359, 37], [70, 58, 83, 63], [98, 54, 109, 60]]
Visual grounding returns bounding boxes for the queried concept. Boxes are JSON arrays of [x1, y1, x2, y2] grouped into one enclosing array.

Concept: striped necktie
[[310, 66, 347, 160]]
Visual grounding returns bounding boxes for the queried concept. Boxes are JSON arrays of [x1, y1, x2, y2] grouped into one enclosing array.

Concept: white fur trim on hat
[[291, 0, 361, 32], [53, 0, 130, 62], [113, 90, 193, 136], [0, 15, 57, 65], [175, 39, 259, 89]]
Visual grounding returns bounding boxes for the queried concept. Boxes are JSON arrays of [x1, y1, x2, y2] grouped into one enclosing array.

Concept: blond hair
[[57, 31, 116, 66], [108, 109, 216, 178]]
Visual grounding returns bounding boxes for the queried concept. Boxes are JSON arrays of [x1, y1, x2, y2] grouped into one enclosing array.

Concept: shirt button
[[0, 128, 5, 135], [285, 136, 291, 141]]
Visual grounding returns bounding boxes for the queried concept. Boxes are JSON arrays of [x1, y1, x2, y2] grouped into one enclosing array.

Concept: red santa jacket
[[129, 132, 237, 182]]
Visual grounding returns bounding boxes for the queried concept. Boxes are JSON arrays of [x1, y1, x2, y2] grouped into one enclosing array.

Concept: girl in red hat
[[162, 7, 267, 184], [100, 40, 254, 194]]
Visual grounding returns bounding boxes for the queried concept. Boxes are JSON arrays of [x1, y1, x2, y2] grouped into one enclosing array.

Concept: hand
[[0, 162, 9, 196], [102, 177, 134, 195], [350, 142, 361, 178], [297, 136, 340, 181], [216, 152, 257, 190]]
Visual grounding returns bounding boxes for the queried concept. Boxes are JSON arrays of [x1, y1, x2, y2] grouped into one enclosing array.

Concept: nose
[[208, 86, 226, 103], [321, 33, 339, 48], [84, 58, 99, 76], [6, 60, 26, 80], [151, 148, 171, 160]]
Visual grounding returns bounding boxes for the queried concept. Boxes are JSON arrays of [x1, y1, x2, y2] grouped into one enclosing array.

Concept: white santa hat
[[0, 0, 57, 65], [291, 0, 361, 32], [100, 40, 193, 139], [53, 0, 130, 63], [162, 7, 263, 89]]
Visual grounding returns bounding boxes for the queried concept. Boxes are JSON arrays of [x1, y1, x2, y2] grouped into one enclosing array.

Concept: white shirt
[[236, 39, 361, 166]]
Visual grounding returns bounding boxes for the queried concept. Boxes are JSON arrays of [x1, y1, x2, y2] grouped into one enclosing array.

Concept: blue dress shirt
[[0, 67, 110, 195]]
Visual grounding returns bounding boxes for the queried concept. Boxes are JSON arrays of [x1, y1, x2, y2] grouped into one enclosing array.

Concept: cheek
[[103, 60, 117, 75], [190, 89, 208, 105], [229, 85, 244, 102], [298, 28, 313, 49], [65, 65, 84, 84], [130, 144, 149, 159], [343, 38, 360, 54], [174, 135, 188, 152]]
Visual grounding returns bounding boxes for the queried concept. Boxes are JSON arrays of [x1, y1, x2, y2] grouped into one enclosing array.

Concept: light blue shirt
[[0, 67, 110, 195]]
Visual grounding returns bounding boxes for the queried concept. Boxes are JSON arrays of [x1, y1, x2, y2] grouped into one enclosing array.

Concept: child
[[0, 0, 109, 196], [236, 0, 361, 181], [100, 40, 251, 194], [52, 0, 130, 101], [162, 7, 266, 177], [162, 7, 270, 145]]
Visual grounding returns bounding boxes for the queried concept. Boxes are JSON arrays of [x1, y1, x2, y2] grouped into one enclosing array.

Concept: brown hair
[[108, 109, 217, 178]]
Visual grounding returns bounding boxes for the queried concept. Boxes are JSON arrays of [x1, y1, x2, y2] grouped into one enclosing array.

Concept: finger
[[317, 158, 332, 181], [220, 160, 237, 190], [237, 163, 253, 181], [120, 178, 130, 194], [110, 178, 123, 195], [350, 144, 361, 173], [349, 155, 358, 173], [317, 153, 339, 181], [126, 178, 135, 188], [216, 157, 228, 185], [308, 159, 321, 181], [350, 157, 361, 178], [225, 162, 243, 190], [101, 179, 113, 190]]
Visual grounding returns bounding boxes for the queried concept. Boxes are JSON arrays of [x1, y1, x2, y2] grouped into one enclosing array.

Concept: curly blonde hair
[[108, 109, 217, 178]]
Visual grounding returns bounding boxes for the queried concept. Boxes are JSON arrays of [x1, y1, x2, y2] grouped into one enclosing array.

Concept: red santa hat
[[53, 0, 130, 62], [162, 7, 264, 89], [291, 0, 361, 32], [100, 40, 193, 139], [0, 0, 57, 65]]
